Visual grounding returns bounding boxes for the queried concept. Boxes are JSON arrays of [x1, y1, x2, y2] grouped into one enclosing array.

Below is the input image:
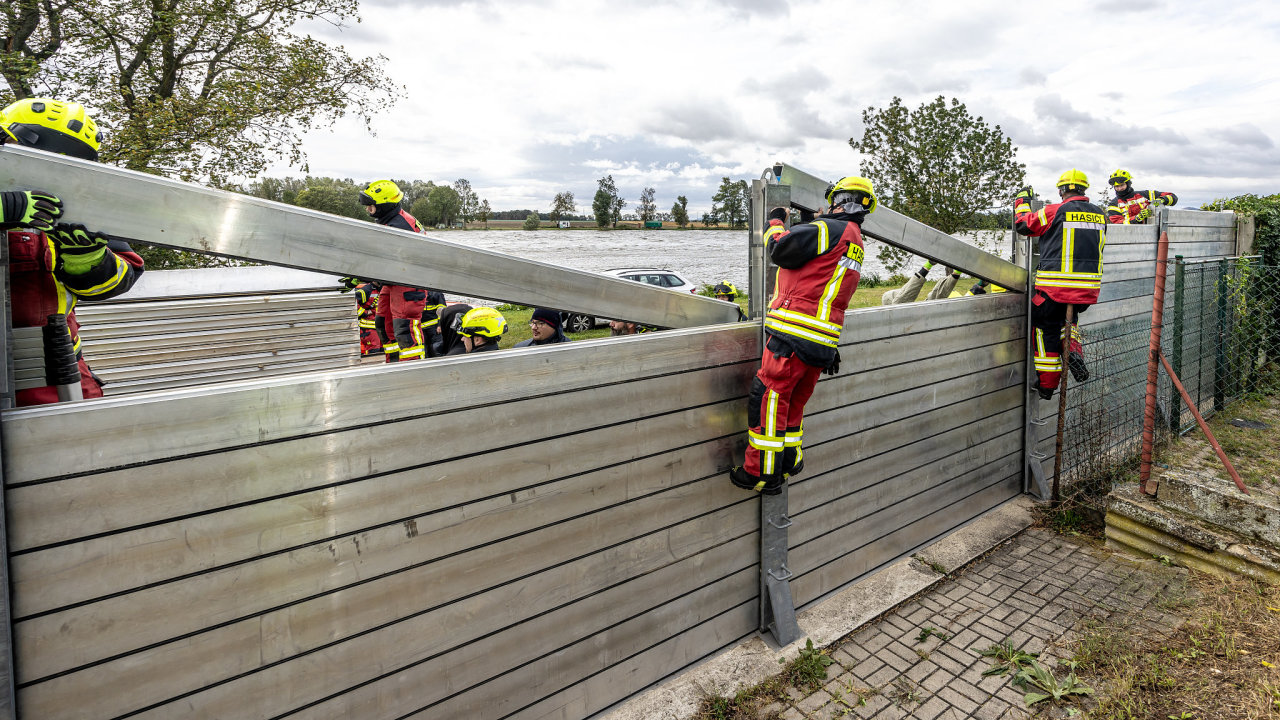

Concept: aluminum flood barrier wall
[[1, 290, 1024, 719]]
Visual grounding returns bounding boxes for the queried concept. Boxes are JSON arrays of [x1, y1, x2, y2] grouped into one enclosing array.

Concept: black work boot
[[781, 447, 804, 478], [1032, 379, 1055, 401], [729, 466, 785, 495]]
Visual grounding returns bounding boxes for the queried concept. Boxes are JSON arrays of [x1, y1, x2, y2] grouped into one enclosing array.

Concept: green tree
[[522, 212, 541, 230], [416, 184, 461, 227], [241, 176, 308, 205], [712, 177, 748, 229], [593, 177, 616, 228], [477, 198, 492, 228], [295, 179, 367, 220], [453, 179, 478, 223], [597, 174, 625, 228], [701, 211, 719, 228], [550, 191, 576, 224], [672, 195, 690, 228], [851, 95, 1025, 272], [1, 0, 397, 184], [637, 187, 657, 222]]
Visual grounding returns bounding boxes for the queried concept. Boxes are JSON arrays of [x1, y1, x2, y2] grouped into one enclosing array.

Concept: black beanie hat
[[531, 307, 562, 329]]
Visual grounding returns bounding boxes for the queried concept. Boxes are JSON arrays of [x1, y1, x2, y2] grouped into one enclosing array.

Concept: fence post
[[1169, 256, 1185, 431], [1215, 259, 1228, 413]]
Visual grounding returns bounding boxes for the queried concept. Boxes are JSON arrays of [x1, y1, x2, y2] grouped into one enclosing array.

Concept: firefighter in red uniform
[[345, 279, 382, 356], [1013, 169, 1107, 400], [359, 179, 434, 362], [729, 176, 873, 495], [1106, 169, 1177, 225], [0, 98, 145, 406]]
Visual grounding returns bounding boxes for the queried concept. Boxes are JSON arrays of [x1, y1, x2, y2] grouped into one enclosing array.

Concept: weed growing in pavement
[[978, 638, 1040, 677], [1014, 659, 1095, 706], [779, 638, 833, 690], [914, 626, 951, 644], [885, 677, 923, 707]]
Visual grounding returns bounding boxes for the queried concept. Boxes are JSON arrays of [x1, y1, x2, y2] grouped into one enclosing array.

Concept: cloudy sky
[[284, 0, 1280, 215]]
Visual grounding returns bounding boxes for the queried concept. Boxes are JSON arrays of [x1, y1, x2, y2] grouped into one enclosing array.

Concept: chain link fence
[[1054, 258, 1280, 508]]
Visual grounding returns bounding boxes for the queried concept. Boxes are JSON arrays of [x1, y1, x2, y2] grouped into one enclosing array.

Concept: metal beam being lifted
[[0, 146, 740, 329], [768, 163, 1028, 293]]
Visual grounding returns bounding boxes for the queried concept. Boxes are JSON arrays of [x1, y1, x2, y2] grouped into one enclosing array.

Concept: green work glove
[[1013, 186, 1034, 203], [1135, 206, 1152, 222], [0, 189, 63, 231], [338, 276, 361, 293], [50, 223, 110, 276]]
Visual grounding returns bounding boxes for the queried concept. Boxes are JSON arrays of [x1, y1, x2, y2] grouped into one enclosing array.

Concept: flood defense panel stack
[[2, 291, 1025, 719]]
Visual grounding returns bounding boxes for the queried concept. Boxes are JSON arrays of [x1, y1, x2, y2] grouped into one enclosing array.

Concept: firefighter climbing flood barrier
[[0, 148, 1252, 720]]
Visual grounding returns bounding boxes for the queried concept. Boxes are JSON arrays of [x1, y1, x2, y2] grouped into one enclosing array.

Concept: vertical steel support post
[[748, 176, 801, 647], [1214, 258, 1228, 412], [1169, 256, 1185, 431]]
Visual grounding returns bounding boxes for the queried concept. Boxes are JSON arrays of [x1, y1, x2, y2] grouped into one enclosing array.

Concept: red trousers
[[745, 349, 823, 479], [376, 285, 428, 361]]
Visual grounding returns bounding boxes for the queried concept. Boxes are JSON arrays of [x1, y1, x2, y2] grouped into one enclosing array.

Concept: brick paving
[[773, 528, 1189, 719]]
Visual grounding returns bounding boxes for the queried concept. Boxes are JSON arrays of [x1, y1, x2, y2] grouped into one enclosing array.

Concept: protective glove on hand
[[1135, 206, 1152, 222], [0, 189, 63, 231], [767, 207, 788, 223], [50, 223, 110, 276], [1013, 186, 1034, 202], [822, 349, 841, 376], [338, 276, 361, 293]]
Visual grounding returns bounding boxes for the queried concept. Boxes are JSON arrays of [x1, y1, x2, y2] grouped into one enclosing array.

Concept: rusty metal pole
[[1158, 351, 1251, 495], [1051, 304, 1075, 506], [1139, 231, 1171, 494]]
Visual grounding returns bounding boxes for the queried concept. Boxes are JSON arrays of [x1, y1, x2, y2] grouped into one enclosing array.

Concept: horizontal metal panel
[[1103, 225, 1160, 245], [1098, 277, 1157, 304], [1164, 237, 1236, 256], [12, 404, 742, 626], [290, 570, 757, 720], [791, 473, 1021, 608], [807, 345, 1023, 417], [793, 409, 1024, 515], [0, 145, 739, 330], [82, 330, 356, 367], [3, 323, 759, 483], [1080, 295, 1156, 328], [506, 601, 757, 720], [805, 357, 1023, 435], [791, 431, 1021, 545], [1164, 209, 1236, 228], [78, 307, 351, 337], [21, 491, 756, 720], [773, 163, 1027, 292], [8, 362, 752, 552], [119, 266, 343, 300], [74, 291, 350, 324], [802, 384, 1024, 452], [97, 358, 363, 396], [1105, 243, 1157, 263], [841, 291, 1024, 346]]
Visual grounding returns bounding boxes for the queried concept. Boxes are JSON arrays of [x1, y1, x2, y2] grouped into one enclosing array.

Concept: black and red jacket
[[1106, 187, 1177, 224], [1014, 194, 1106, 305], [761, 210, 865, 368]]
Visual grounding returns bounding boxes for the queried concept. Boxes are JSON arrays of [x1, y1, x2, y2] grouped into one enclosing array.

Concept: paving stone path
[[764, 527, 1189, 719]]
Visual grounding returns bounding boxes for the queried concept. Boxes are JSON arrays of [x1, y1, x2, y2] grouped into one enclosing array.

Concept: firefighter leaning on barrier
[[338, 278, 384, 356], [728, 176, 872, 495], [1106, 169, 1177, 225], [0, 98, 145, 406], [1013, 169, 1106, 400], [358, 179, 435, 362]]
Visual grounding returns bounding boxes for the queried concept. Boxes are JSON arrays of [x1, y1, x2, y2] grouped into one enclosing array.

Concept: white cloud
[[275, 0, 1280, 212]]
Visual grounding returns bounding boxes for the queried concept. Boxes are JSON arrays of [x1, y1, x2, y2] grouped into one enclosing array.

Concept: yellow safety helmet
[[1, 98, 101, 161], [360, 179, 404, 206], [825, 176, 877, 213], [1055, 168, 1089, 193], [459, 306, 507, 338], [713, 281, 739, 299], [1108, 169, 1132, 187]]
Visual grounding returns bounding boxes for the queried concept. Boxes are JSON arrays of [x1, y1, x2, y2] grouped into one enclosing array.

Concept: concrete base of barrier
[[596, 495, 1037, 720], [1105, 483, 1280, 584]]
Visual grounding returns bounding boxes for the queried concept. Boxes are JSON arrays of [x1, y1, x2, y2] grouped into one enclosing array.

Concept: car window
[[660, 274, 680, 287]]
